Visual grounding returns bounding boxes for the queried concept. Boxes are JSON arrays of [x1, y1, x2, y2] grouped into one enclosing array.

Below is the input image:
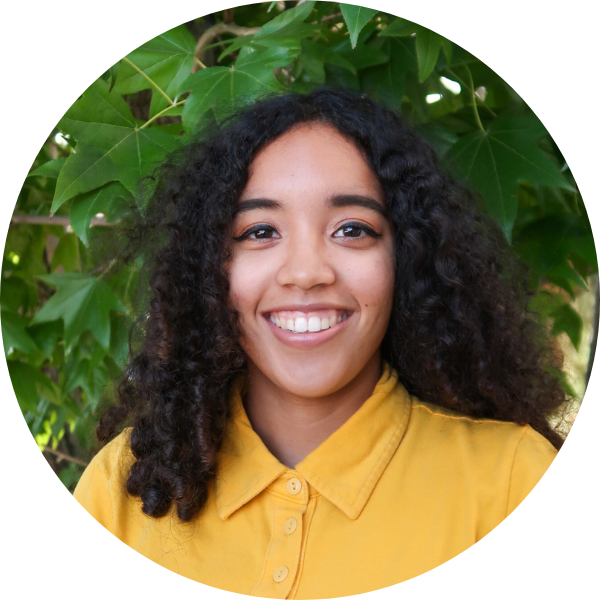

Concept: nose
[[275, 232, 336, 290]]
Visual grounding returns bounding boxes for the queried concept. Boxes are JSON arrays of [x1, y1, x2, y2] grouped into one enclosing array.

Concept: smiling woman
[[228, 124, 395, 467], [74, 88, 565, 598]]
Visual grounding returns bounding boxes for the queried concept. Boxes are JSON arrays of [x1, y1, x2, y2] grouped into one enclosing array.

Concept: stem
[[466, 66, 484, 132], [87, 257, 119, 278], [43, 446, 88, 467], [122, 56, 173, 105], [194, 57, 207, 70], [140, 99, 186, 129], [11, 214, 114, 227], [586, 274, 599, 389], [192, 22, 260, 73]]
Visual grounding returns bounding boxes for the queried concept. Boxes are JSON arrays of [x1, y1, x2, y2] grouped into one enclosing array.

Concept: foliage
[[2, 1, 596, 488]]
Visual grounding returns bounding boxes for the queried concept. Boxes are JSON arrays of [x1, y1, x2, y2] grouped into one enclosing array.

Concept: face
[[227, 123, 395, 398]]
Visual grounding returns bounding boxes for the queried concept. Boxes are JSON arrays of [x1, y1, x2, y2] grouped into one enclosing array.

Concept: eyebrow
[[234, 194, 388, 218]]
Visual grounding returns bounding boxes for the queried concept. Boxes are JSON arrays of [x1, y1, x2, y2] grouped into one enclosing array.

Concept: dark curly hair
[[97, 87, 569, 522]]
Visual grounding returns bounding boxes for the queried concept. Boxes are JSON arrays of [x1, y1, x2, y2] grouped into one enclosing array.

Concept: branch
[[586, 274, 599, 388], [43, 446, 88, 467], [11, 214, 116, 227], [321, 12, 343, 22], [192, 22, 260, 72]]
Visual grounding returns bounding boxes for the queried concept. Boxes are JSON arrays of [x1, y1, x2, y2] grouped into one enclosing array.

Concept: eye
[[233, 224, 280, 241], [332, 222, 381, 239], [233, 222, 381, 242]]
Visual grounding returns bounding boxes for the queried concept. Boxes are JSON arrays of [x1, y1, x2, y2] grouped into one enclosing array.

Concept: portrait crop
[[1, 2, 597, 599]]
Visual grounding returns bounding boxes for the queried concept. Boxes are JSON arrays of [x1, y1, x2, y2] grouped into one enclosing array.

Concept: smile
[[267, 309, 350, 333], [263, 312, 354, 349]]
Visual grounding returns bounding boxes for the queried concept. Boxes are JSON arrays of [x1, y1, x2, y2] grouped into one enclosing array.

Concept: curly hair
[[97, 87, 568, 522]]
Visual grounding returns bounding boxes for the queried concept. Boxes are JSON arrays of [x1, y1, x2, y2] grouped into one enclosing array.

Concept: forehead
[[241, 123, 383, 201]]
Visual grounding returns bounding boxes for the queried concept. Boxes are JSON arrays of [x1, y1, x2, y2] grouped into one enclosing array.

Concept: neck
[[243, 353, 383, 468]]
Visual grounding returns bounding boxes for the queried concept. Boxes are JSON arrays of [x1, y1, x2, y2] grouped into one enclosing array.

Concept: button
[[284, 517, 297, 534], [273, 566, 289, 582], [287, 477, 302, 495]]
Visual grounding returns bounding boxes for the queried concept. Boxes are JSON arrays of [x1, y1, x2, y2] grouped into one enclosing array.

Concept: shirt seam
[[288, 495, 318, 599], [251, 498, 278, 596], [412, 402, 518, 425], [504, 425, 530, 519]]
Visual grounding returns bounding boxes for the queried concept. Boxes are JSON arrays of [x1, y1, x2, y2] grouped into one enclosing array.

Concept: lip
[[263, 311, 354, 349]]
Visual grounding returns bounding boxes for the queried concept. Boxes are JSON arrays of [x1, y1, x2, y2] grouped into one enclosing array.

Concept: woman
[[74, 88, 565, 598]]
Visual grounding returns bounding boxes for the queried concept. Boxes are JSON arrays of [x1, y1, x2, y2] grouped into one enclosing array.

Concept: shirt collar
[[215, 362, 411, 520]]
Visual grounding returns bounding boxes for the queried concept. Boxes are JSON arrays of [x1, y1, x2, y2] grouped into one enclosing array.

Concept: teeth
[[268, 310, 349, 333]]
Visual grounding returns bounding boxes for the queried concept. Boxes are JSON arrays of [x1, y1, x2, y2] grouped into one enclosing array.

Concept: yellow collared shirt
[[74, 363, 557, 598]]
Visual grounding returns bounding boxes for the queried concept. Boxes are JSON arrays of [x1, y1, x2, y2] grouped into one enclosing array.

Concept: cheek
[[345, 250, 395, 315], [227, 253, 274, 317]]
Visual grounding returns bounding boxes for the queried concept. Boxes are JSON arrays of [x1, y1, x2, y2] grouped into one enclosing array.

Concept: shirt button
[[287, 477, 302, 495], [284, 517, 297, 534], [273, 566, 289, 583]]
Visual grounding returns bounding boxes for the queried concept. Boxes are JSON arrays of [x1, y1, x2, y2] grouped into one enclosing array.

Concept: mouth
[[266, 309, 351, 333], [262, 308, 354, 349]]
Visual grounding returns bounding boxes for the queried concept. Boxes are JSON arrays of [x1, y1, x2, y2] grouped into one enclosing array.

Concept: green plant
[[2, 1, 596, 490]]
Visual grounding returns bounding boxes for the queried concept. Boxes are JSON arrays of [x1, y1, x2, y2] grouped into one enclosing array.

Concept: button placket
[[252, 473, 309, 598]]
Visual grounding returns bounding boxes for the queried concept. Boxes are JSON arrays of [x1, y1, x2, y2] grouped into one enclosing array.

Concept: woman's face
[[228, 123, 395, 398]]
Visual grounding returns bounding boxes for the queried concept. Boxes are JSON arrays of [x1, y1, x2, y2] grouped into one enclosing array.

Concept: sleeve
[[505, 426, 558, 517], [73, 429, 135, 535]]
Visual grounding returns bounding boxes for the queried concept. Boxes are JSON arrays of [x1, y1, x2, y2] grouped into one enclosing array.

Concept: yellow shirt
[[74, 363, 557, 598]]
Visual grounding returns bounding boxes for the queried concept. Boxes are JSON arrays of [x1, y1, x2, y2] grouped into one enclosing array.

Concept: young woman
[[74, 88, 566, 598]]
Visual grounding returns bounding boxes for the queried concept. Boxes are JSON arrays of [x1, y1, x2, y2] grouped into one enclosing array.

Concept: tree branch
[[192, 22, 260, 72], [586, 274, 599, 388], [43, 446, 88, 467], [11, 214, 116, 227]]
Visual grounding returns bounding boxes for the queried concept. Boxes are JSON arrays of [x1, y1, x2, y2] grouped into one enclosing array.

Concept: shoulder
[[73, 428, 138, 531], [409, 399, 556, 457], [406, 399, 557, 515], [77, 428, 135, 485]]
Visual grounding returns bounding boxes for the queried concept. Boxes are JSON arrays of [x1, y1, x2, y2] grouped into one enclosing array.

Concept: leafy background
[[2, 1, 597, 491]]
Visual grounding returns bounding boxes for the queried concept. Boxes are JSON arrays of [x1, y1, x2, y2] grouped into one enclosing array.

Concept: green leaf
[[113, 25, 196, 118], [378, 17, 446, 82], [551, 303, 583, 350], [28, 158, 66, 179], [27, 320, 63, 358], [254, 1, 316, 42], [31, 273, 126, 351], [298, 39, 357, 84], [53, 79, 178, 212], [529, 289, 566, 321], [110, 313, 132, 369], [415, 26, 444, 82], [545, 262, 588, 297], [220, 1, 318, 61], [360, 37, 415, 110], [298, 40, 326, 83], [7, 360, 61, 413], [340, 43, 388, 71], [181, 62, 284, 131], [1, 310, 38, 355], [0, 277, 31, 314], [445, 114, 575, 238], [379, 17, 417, 38], [235, 45, 298, 70], [514, 213, 597, 275], [50, 233, 80, 272], [70, 182, 132, 246], [340, 4, 379, 49]]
